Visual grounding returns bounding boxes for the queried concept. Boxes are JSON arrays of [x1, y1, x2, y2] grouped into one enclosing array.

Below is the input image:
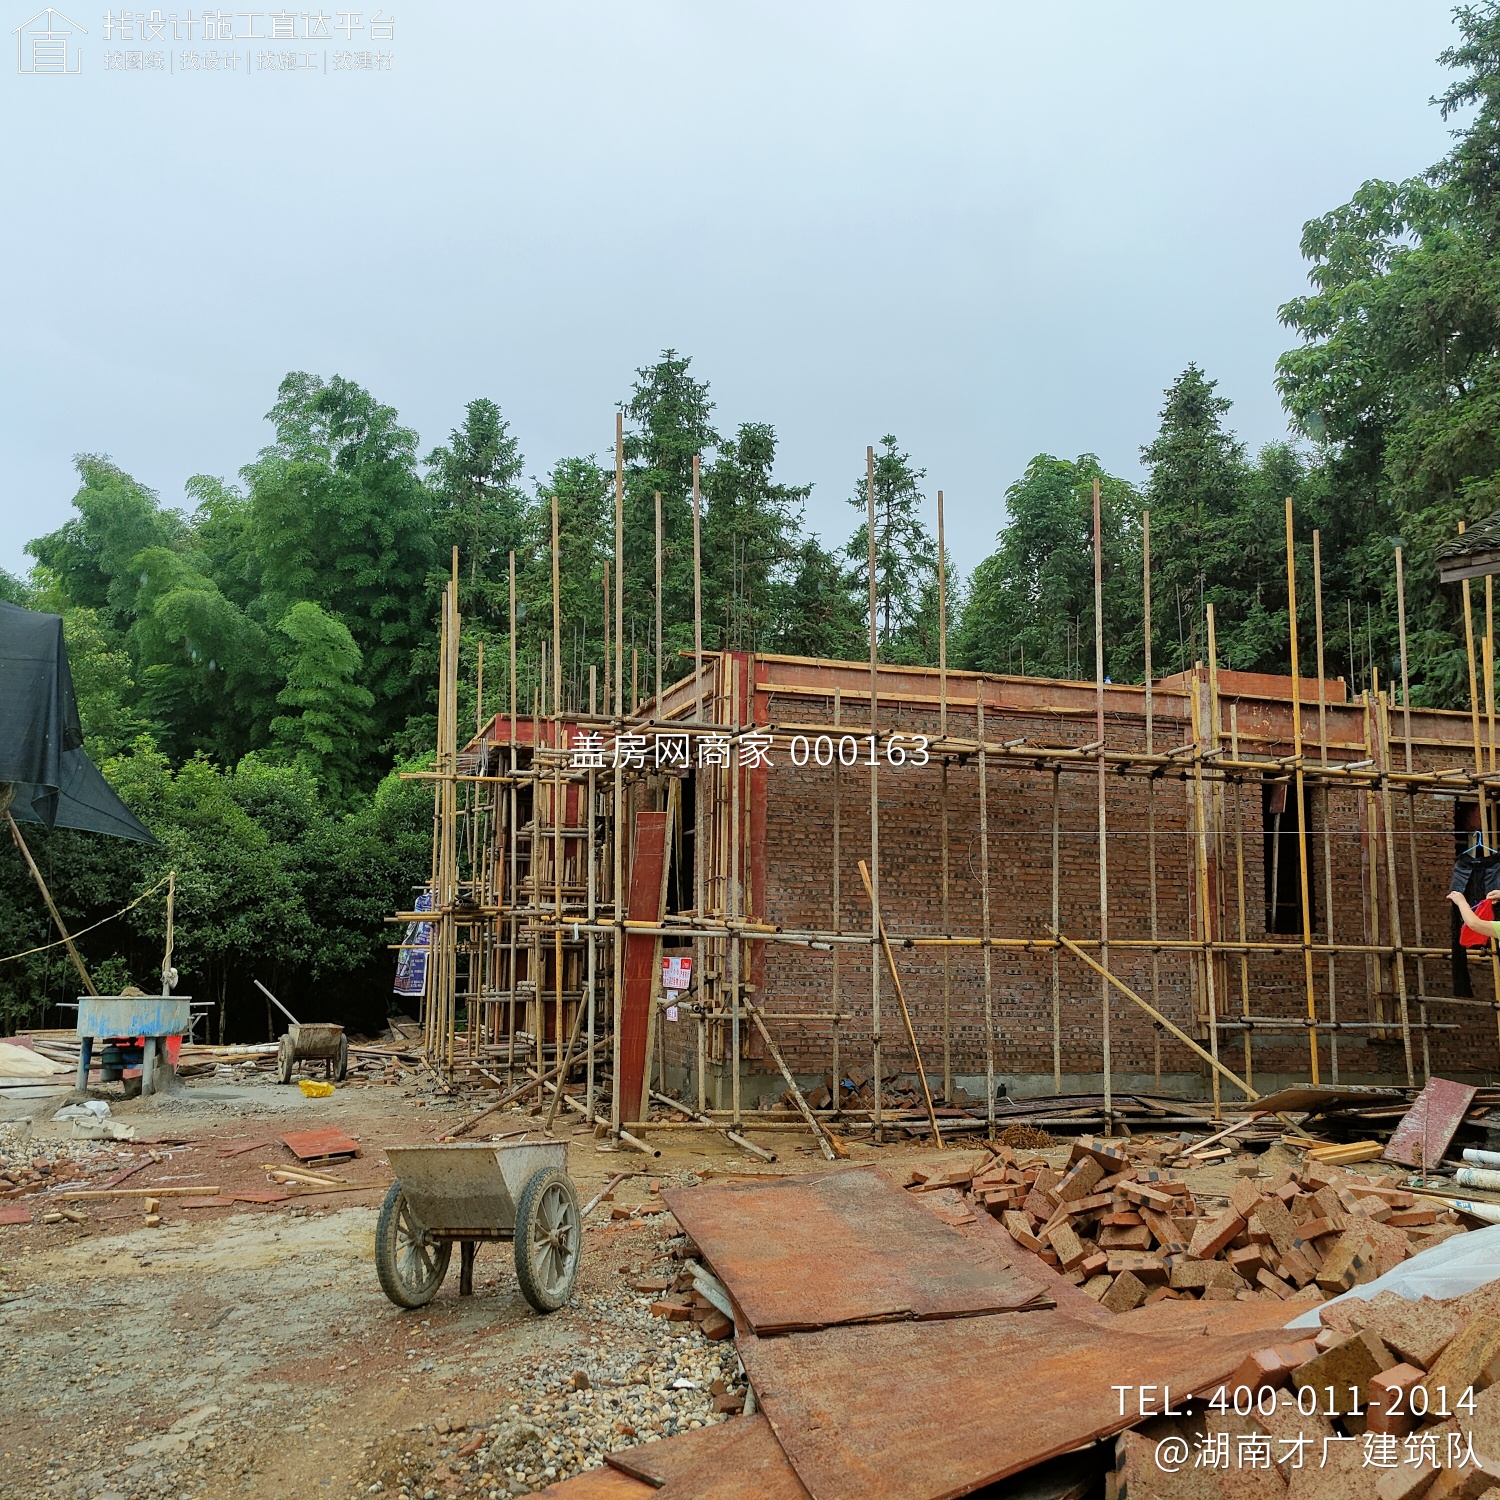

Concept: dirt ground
[[0, 1064, 941, 1500]]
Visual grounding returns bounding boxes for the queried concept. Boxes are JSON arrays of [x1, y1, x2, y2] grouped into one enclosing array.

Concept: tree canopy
[[14, 4, 1500, 1033]]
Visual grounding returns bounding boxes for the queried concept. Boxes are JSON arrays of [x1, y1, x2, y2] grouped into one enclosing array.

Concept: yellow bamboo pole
[[1285, 497, 1319, 1083]]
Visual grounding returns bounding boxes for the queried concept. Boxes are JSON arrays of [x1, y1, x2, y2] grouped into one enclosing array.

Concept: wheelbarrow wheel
[[330, 1034, 348, 1083], [514, 1166, 580, 1314], [276, 1035, 294, 1085], [375, 1182, 451, 1309]]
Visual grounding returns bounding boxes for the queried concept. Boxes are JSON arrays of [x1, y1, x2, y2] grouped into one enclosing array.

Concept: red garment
[[1462, 897, 1495, 947]]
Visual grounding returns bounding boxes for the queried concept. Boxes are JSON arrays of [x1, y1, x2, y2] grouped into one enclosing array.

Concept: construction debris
[[924, 1136, 1471, 1309]]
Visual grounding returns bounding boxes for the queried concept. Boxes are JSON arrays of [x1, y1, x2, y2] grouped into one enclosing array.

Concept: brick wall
[[685, 693, 1498, 1094]]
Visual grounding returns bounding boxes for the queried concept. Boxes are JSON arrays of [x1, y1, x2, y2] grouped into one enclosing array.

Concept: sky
[[0, 1, 1468, 581]]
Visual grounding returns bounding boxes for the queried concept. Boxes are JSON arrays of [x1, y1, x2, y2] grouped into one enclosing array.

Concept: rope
[[0, 872, 174, 966]]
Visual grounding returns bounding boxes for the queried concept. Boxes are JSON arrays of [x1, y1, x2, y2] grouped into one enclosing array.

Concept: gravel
[[354, 1263, 748, 1497]]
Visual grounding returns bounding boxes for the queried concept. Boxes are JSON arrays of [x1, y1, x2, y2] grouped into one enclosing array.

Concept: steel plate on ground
[[738, 1311, 1297, 1500], [534, 1467, 651, 1498], [1383, 1076, 1478, 1167], [606, 1414, 809, 1498], [280, 1127, 360, 1161], [660, 1166, 1048, 1335]]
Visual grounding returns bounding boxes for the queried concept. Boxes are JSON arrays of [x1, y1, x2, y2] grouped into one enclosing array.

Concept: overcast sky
[[0, 2, 1466, 581]]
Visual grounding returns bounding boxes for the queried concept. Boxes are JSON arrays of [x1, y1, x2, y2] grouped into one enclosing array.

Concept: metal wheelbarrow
[[254, 982, 348, 1085], [276, 1022, 347, 1085], [375, 1140, 580, 1314]]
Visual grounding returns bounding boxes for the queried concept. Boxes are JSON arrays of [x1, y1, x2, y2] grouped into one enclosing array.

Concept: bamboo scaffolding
[[1144, 510, 1163, 1095], [1377, 690, 1416, 1084], [1092, 477, 1111, 1127], [938, 488, 953, 1104], [1314, 529, 1340, 1083], [411, 421, 1488, 1134], [1459, 521, 1500, 1062]]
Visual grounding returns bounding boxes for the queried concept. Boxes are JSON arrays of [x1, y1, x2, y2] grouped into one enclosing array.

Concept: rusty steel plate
[[534, 1467, 651, 1498], [738, 1311, 1294, 1500], [1384, 1077, 1478, 1168], [280, 1127, 360, 1162], [661, 1167, 1048, 1335], [607, 1414, 810, 1498]]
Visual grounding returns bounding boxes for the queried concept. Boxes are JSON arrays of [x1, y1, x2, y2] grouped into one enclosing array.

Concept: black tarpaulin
[[0, 601, 155, 843]]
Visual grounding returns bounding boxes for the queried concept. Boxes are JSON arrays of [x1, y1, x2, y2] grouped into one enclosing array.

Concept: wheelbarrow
[[255, 981, 348, 1084], [275, 1023, 347, 1085], [375, 1140, 581, 1314]]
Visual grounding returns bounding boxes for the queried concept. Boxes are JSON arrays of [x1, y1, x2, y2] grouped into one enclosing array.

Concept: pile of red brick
[[637, 1268, 734, 1341], [1113, 1288, 1500, 1497], [914, 1136, 1468, 1313]]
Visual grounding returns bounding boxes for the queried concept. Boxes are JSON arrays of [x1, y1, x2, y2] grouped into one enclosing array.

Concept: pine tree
[[701, 422, 808, 652], [425, 398, 527, 614], [1140, 366, 1249, 675], [844, 436, 936, 657]]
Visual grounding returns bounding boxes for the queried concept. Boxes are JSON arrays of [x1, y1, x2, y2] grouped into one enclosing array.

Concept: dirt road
[[0, 1070, 794, 1500]]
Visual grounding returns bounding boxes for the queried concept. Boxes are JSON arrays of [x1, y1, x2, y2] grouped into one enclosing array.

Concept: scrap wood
[[216, 1138, 272, 1158], [738, 1001, 838, 1162], [447, 1034, 611, 1136], [581, 1173, 632, 1219], [650, 1090, 777, 1163], [1306, 1140, 1385, 1165], [855, 859, 944, 1151], [95, 1157, 152, 1191], [285, 1182, 382, 1197], [1049, 929, 1258, 1103], [61, 1185, 220, 1199], [263, 1164, 346, 1187]]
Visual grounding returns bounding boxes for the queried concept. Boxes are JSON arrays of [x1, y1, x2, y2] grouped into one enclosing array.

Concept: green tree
[[425, 397, 527, 610], [773, 537, 866, 660], [955, 455, 1140, 680], [702, 422, 809, 652], [1139, 366, 1253, 675], [128, 547, 274, 762], [61, 606, 146, 760], [243, 372, 436, 738], [845, 436, 937, 658], [1275, 4, 1500, 706], [269, 601, 376, 804], [620, 352, 719, 692], [28, 456, 188, 633]]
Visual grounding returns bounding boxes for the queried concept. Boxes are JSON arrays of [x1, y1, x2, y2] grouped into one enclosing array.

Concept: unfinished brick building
[[408, 471, 1500, 1141]]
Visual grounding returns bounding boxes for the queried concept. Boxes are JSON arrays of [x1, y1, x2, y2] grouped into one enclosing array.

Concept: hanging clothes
[[1450, 814, 1500, 994]]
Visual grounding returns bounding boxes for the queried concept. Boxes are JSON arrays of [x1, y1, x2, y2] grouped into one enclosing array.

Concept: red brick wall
[[731, 698, 1497, 1092]]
